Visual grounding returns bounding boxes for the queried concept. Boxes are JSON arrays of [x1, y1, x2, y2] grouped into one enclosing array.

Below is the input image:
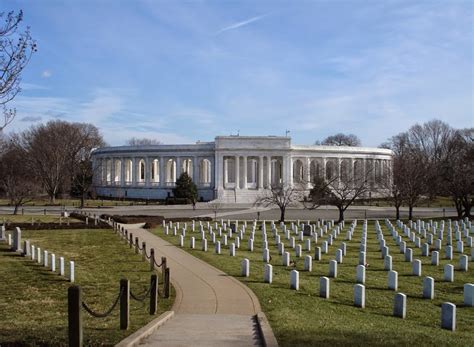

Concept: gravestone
[[320, 277, 330, 299], [282, 252, 290, 266], [69, 261, 75, 282], [12, 227, 22, 252], [315, 247, 321, 261], [445, 245, 453, 260], [431, 251, 439, 266], [248, 239, 254, 252], [441, 302, 456, 331], [263, 248, 270, 262], [413, 259, 422, 276], [423, 276, 434, 299], [393, 293, 406, 319], [329, 260, 337, 278], [464, 283, 474, 307], [290, 270, 299, 290], [356, 265, 366, 284], [358, 251, 366, 266], [278, 242, 284, 255], [190, 237, 196, 249], [59, 257, 65, 276], [405, 248, 413, 262], [179, 235, 184, 247], [230, 243, 236, 256], [388, 270, 398, 291], [305, 239, 311, 251], [354, 284, 365, 308], [202, 239, 208, 252], [459, 255, 468, 271], [336, 249, 343, 263], [295, 245, 302, 257], [304, 255, 312, 272], [444, 264, 454, 282], [51, 254, 56, 272], [241, 258, 249, 277], [384, 255, 392, 271], [215, 241, 221, 254], [264, 264, 273, 283]]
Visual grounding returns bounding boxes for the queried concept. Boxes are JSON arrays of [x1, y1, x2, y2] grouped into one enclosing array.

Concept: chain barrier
[[130, 285, 152, 302], [81, 287, 124, 318]]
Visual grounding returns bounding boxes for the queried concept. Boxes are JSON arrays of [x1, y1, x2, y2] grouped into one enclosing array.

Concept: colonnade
[[98, 156, 213, 188]]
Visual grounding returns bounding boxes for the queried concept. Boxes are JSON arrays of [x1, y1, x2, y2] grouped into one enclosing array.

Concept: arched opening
[[138, 159, 145, 183], [354, 160, 363, 185], [151, 159, 159, 184], [125, 159, 133, 184], [293, 159, 304, 183], [106, 159, 112, 184], [181, 158, 193, 178], [272, 158, 283, 185], [310, 160, 322, 182], [200, 159, 212, 185], [166, 159, 177, 184], [224, 157, 235, 185], [114, 160, 121, 183], [326, 160, 337, 181], [247, 158, 258, 188], [340, 159, 350, 184]]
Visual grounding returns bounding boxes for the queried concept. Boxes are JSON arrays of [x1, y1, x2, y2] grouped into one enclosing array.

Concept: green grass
[[0, 228, 174, 346], [0, 214, 82, 224], [152, 220, 473, 346]]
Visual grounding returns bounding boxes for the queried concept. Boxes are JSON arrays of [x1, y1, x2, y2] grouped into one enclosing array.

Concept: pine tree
[[173, 172, 198, 203]]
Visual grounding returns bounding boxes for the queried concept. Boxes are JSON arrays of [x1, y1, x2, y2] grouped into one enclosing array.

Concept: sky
[[2, 0, 473, 146]]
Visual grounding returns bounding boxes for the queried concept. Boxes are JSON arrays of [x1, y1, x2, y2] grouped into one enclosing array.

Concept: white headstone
[[241, 258, 249, 277], [264, 264, 273, 283], [431, 251, 439, 266], [314, 247, 321, 261], [359, 251, 366, 266], [320, 276, 330, 298], [304, 255, 312, 272], [290, 270, 299, 290], [282, 252, 290, 266], [51, 254, 56, 272], [356, 265, 366, 284], [263, 248, 270, 262], [384, 255, 392, 271], [59, 257, 65, 276], [459, 255, 468, 271], [295, 245, 302, 258], [393, 293, 406, 318], [354, 284, 365, 308], [388, 270, 398, 291], [441, 302, 456, 331], [444, 264, 454, 282], [329, 260, 337, 278], [69, 261, 75, 282], [413, 259, 422, 276], [464, 283, 474, 307], [215, 241, 221, 254]]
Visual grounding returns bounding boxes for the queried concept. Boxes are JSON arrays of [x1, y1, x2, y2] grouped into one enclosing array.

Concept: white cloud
[[41, 70, 52, 78], [215, 13, 270, 35]]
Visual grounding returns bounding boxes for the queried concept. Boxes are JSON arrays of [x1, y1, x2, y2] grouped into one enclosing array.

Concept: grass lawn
[[0, 214, 82, 224], [0, 228, 174, 346], [152, 220, 473, 346]]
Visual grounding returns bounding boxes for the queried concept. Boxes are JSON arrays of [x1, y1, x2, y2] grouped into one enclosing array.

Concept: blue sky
[[3, 0, 473, 146]]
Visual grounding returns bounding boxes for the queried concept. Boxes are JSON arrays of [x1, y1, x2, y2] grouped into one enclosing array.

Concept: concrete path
[[120, 224, 265, 346]]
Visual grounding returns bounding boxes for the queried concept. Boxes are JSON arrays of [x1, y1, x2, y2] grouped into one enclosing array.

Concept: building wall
[[91, 136, 393, 202]]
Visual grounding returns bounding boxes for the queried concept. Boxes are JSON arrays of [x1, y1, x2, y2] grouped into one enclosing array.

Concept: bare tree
[[18, 120, 104, 204], [315, 133, 361, 146], [307, 172, 371, 222], [126, 137, 161, 146], [0, 10, 36, 131], [0, 140, 39, 214], [255, 184, 304, 222], [439, 128, 473, 218]]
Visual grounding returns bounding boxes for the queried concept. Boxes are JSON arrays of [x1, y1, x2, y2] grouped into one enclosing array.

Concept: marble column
[[235, 155, 240, 189], [111, 158, 116, 186], [259, 156, 264, 189], [322, 158, 327, 180], [267, 156, 272, 187], [132, 157, 137, 185], [145, 157, 151, 186], [306, 157, 311, 189], [193, 157, 199, 185], [337, 158, 342, 187], [243, 156, 248, 189]]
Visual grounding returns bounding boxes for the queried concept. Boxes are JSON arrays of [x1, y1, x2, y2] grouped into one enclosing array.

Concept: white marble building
[[92, 136, 392, 202]]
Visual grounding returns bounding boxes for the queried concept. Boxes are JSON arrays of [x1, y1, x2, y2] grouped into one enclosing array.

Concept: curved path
[[119, 224, 268, 346]]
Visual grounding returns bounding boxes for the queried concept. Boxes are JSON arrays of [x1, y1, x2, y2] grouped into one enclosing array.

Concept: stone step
[[140, 314, 262, 346]]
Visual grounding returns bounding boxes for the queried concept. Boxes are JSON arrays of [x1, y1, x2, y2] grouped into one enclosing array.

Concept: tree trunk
[[13, 204, 19, 215], [80, 192, 85, 209], [338, 207, 344, 223], [408, 205, 413, 220], [280, 207, 285, 223], [395, 205, 400, 220]]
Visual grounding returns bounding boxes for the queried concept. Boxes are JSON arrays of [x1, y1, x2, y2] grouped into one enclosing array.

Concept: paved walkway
[[120, 224, 264, 346]]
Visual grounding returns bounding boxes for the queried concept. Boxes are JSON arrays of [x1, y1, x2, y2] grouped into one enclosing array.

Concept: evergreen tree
[[173, 172, 198, 203]]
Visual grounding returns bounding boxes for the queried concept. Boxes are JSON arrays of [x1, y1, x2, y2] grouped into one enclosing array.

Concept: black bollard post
[[135, 237, 139, 254], [142, 242, 147, 261], [68, 286, 83, 347], [164, 268, 170, 298], [150, 274, 158, 315], [150, 248, 155, 271], [120, 279, 129, 330], [129, 233, 133, 249]]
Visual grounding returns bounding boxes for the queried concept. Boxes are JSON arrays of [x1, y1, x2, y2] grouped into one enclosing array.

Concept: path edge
[[115, 311, 174, 347], [256, 311, 279, 347]]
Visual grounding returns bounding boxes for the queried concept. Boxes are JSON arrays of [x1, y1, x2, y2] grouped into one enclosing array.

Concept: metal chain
[[81, 287, 123, 318], [130, 285, 152, 302]]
